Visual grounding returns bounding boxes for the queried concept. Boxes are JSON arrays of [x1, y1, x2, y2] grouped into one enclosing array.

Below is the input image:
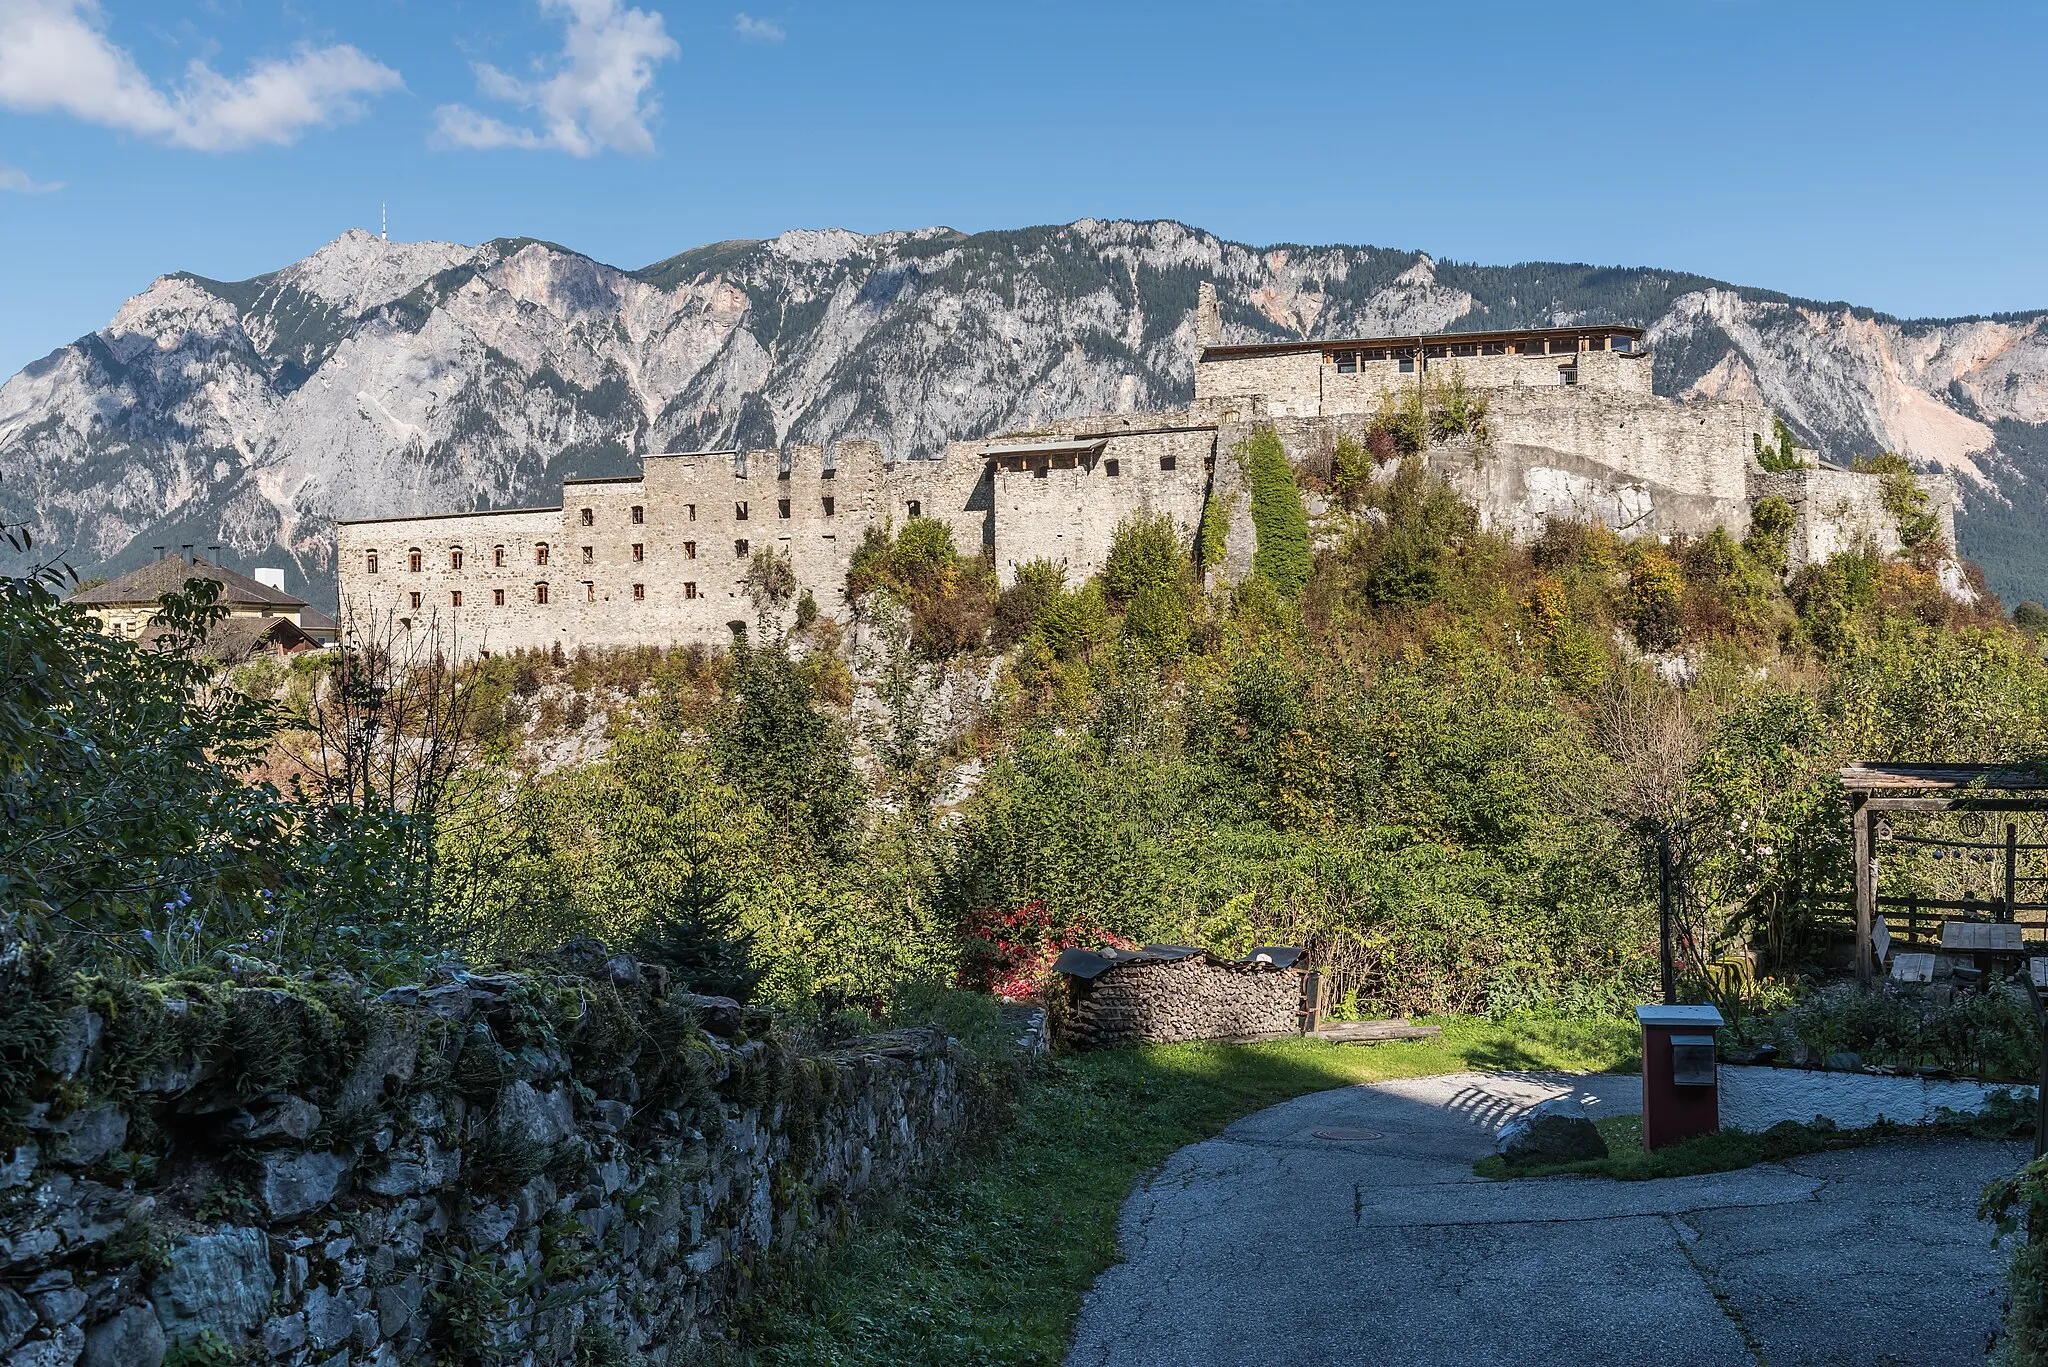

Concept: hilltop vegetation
[[9, 429, 2038, 1029]]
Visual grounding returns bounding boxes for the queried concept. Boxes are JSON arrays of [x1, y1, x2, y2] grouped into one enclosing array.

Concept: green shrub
[[1755, 417, 1804, 472], [1745, 494, 1795, 575], [1242, 425, 1310, 598]]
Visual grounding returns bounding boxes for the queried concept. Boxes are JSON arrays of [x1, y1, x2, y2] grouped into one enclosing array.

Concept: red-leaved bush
[[957, 899, 1135, 1002]]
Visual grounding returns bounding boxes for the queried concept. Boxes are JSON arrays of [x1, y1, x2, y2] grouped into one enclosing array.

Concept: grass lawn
[[726, 1015, 1637, 1366]]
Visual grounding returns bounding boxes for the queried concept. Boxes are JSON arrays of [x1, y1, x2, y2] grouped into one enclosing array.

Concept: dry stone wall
[[0, 957, 993, 1367], [1061, 959, 1301, 1049]]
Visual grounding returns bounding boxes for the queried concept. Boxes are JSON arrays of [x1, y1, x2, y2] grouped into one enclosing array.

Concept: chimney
[[206, 544, 221, 562], [254, 568, 286, 592], [180, 545, 195, 563], [152, 546, 166, 560], [1196, 281, 1221, 351]]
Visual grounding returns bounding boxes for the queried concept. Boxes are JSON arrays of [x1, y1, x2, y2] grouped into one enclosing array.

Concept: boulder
[[0, 1290, 36, 1354], [149, 1228, 273, 1346], [224, 1096, 321, 1144], [1495, 1098, 1608, 1166], [3, 1325, 82, 1367], [257, 1151, 352, 1220], [80, 1307, 163, 1367], [495, 1082, 575, 1147]]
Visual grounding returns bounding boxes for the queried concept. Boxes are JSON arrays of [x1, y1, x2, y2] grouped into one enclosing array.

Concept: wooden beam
[[1853, 794, 1874, 983], [1864, 797, 2048, 812], [1839, 762, 2048, 793]]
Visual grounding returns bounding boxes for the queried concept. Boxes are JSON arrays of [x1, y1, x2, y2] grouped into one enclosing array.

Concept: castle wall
[[338, 507, 565, 655], [1194, 351, 1322, 416], [335, 325, 1961, 659]]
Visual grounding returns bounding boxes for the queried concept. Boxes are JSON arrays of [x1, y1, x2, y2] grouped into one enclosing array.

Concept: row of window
[[1327, 336, 1635, 373], [578, 505, 647, 526], [364, 499, 848, 576], [406, 581, 700, 610]]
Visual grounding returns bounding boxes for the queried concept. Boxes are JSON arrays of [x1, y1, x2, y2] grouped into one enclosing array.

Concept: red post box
[[1635, 1003, 1723, 1151]]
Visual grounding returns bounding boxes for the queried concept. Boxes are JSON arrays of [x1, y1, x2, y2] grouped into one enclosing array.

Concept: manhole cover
[[1312, 1128, 1382, 1141]]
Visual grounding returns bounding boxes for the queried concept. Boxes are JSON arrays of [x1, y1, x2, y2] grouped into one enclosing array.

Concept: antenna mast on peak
[[380, 203, 388, 242]]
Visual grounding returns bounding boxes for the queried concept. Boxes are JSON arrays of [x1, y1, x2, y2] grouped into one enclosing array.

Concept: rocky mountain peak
[[5, 220, 2048, 606]]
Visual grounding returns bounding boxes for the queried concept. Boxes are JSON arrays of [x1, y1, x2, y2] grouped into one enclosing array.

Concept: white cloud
[[0, 163, 60, 193], [0, 0, 401, 151], [734, 12, 784, 42], [435, 0, 678, 157]]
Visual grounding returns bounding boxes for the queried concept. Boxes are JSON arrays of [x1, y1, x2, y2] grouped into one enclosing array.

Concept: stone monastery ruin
[[338, 285, 1957, 656]]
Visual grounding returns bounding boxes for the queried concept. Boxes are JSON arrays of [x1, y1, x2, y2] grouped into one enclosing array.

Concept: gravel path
[[1066, 1068, 2029, 1366]]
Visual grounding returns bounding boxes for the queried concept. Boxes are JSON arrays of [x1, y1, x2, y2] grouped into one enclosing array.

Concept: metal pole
[[1659, 831, 1677, 1006]]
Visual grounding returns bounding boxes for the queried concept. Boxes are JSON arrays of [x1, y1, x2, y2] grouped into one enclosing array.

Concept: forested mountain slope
[[4, 219, 2046, 605]]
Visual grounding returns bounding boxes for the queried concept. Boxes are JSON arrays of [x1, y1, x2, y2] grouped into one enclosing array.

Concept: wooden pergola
[[1839, 763, 2048, 981]]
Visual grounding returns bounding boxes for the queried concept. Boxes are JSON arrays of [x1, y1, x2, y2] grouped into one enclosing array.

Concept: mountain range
[[5, 218, 2047, 607]]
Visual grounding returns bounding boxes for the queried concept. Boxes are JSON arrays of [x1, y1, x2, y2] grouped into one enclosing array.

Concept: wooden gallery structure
[[1839, 763, 2048, 982]]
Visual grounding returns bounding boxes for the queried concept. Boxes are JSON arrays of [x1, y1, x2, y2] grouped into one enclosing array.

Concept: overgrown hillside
[[52, 423, 2009, 1028]]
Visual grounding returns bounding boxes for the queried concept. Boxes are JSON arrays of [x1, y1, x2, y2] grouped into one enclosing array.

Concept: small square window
[[410, 592, 422, 609], [632, 583, 645, 601], [907, 500, 921, 518], [535, 583, 550, 605], [735, 539, 749, 557], [493, 588, 505, 606], [580, 507, 594, 527], [822, 496, 835, 516], [631, 543, 644, 562], [684, 540, 697, 560], [536, 544, 550, 566], [451, 590, 463, 607], [631, 505, 644, 524], [1033, 465, 1049, 479], [684, 582, 698, 600], [1398, 358, 1415, 374], [408, 549, 422, 573], [778, 498, 791, 518], [735, 501, 749, 521], [1105, 459, 1120, 477], [585, 582, 596, 602], [1160, 455, 1177, 472], [581, 545, 594, 564]]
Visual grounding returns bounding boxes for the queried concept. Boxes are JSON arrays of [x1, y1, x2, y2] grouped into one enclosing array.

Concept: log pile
[[1061, 955, 1302, 1049]]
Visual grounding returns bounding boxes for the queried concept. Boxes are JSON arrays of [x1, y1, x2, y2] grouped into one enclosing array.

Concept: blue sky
[[0, 0, 2043, 376]]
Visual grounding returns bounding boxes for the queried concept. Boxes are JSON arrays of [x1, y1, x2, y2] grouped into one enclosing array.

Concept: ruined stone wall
[[338, 442, 907, 660], [1, 961, 990, 1367], [988, 428, 1214, 584], [1752, 465, 1962, 566], [1061, 960, 1301, 1049]]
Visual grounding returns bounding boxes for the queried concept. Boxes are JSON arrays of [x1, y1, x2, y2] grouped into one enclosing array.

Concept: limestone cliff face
[[4, 219, 2046, 603]]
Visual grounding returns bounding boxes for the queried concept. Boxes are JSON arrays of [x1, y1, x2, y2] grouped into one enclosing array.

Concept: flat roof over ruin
[[979, 438, 1107, 458], [1200, 323, 1648, 363], [335, 504, 564, 527]]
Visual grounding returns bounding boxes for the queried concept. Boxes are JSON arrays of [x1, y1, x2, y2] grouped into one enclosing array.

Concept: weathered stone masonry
[[0, 959, 991, 1366]]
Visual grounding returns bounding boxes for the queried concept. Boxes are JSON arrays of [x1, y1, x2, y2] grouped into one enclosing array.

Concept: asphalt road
[[1065, 1072, 2025, 1367]]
